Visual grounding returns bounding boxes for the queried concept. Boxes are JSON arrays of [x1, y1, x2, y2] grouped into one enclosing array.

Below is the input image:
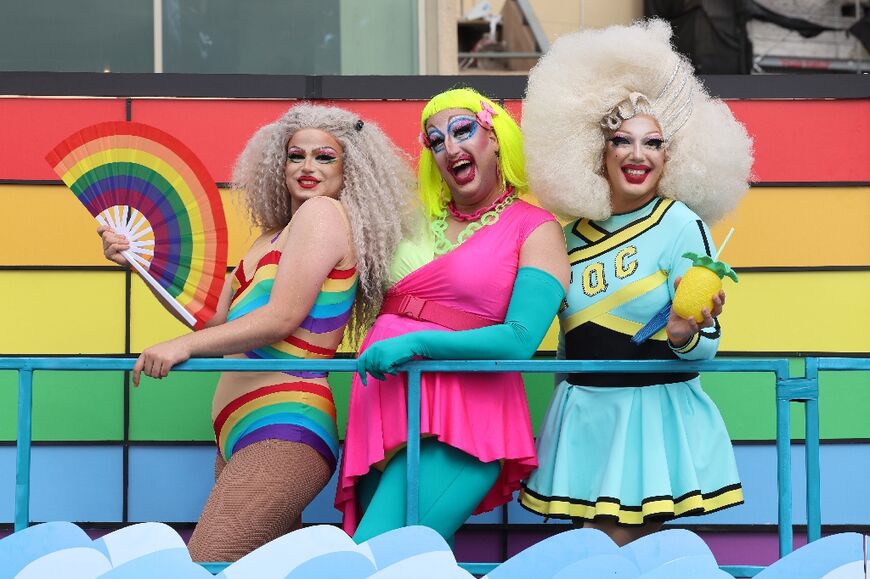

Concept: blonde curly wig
[[232, 103, 418, 337], [523, 19, 753, 223]]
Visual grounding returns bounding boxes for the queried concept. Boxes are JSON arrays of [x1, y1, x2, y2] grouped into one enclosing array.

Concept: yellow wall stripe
[[3, 270, 865, 355], [0, 271, 126, 353], [129, 276, 192, 352], [717, 270, 870, 353], [540, 270, 870, 353]]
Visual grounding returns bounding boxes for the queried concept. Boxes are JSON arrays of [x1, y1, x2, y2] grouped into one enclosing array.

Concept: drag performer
[[518, 20, 753, 545], [336, 88, 570, 543], [99, 104, 416, 561]]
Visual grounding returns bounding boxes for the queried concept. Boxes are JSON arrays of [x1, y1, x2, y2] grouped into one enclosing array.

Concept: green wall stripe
[[0, 370, 124, 441], [127, 372, 216, 441], [5, 361, 868, 443]]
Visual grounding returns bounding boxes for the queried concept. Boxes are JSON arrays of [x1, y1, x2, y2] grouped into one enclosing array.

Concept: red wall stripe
[[727, 99, 870, 183], [131, 99, 428, 183], [2, 98, 868, 184], [0, 99, 127, 181], [130, 100, 294, 184]]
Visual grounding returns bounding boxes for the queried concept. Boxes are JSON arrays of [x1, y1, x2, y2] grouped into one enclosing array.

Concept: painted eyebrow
[[287, 145, 340, 153], [446, 115, 476, 129], [427, 114, 476, 133], [610, 132, 664, 139]]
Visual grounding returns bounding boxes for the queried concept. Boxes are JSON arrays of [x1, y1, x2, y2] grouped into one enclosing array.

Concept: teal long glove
[[358, 266, 565, 385]]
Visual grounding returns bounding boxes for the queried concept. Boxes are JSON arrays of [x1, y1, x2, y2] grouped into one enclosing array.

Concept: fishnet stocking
[[187, 439, 332, 562]]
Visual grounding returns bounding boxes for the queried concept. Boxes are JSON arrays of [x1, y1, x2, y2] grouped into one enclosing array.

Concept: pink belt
[[379, 294, 497, 331]]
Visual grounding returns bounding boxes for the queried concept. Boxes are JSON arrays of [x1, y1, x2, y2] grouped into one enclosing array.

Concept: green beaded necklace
[[430, 190, 518, 255]]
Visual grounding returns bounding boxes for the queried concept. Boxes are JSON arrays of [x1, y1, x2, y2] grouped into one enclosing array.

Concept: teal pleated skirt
[[520, 378, 743, 524]]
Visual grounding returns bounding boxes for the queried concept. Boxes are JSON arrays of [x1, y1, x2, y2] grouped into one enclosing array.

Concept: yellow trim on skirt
[[520, 485, 744, 525]]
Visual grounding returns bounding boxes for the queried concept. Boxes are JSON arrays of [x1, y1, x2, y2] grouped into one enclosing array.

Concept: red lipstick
[[622, 164, 650, 185], [449, 154, 476, 186], [297, 176, 320, 189]]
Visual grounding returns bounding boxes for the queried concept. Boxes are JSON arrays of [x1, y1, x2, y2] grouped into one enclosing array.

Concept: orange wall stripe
[[710, 186, 870, 268], [0, 185, 255, 266], [3, 184, 865, 268]]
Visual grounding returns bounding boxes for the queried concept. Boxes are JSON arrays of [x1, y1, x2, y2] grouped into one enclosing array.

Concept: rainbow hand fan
[[46, 121, 228, 329]]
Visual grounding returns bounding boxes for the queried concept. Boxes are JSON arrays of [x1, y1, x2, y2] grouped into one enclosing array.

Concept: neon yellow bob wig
[[419, 88, 527, 218]]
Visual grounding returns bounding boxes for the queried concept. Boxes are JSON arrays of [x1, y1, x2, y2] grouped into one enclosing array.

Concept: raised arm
[[131, 196, 351, 385]]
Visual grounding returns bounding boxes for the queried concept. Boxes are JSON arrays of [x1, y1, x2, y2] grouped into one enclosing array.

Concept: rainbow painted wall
[[0, 77, 868, 567]]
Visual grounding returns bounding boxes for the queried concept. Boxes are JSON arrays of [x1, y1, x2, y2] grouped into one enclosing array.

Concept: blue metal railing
[[3, 356, 868, 577]]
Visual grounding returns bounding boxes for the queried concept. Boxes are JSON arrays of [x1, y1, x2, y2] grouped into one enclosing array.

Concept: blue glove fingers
[[357, 335, 420, 386], [357, 344, 392, 386], [356, 352, 370, 386]]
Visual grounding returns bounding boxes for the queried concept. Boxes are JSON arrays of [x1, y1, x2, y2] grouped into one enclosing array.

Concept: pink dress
[[336, 199, 556, 534]]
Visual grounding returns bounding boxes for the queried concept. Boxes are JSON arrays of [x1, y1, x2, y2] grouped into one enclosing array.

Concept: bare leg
[[578, 518, 664, 547], [187, 439, 332, 562]]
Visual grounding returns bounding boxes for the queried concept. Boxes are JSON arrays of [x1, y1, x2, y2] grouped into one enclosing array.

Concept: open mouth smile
[[449, 156, 476, 185], [622, 164, 651, 185]]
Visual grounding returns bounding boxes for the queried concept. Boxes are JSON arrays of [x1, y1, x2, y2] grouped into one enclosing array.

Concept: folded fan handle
[[630, 303, 671, 345], [122, 249, 197, 327]]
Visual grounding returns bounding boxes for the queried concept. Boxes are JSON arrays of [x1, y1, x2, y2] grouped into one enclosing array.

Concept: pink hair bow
[[476, 100, 497, 130]]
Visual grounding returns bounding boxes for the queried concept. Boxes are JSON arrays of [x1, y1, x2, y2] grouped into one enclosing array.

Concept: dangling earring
[[496, 155, 506, 191], [440, 181, 451, 210]]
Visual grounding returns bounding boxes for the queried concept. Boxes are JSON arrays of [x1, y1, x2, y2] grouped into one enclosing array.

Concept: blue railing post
[[774, 365, 794, 557], [774, 364, 820, 557], [406, 368, 422, 526], [14, 367, 33, 532], [804, 357, 821, 543]]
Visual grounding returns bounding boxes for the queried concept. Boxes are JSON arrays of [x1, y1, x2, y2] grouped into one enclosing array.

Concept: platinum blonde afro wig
[[233, 103, 418, 337], [523, 19, 753, 223]]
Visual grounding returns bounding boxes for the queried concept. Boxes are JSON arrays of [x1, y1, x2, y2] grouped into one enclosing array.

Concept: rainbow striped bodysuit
[[212, 225, 357, 473]]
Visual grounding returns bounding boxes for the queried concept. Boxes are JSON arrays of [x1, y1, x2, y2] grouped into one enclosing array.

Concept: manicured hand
[[667, 277, 726, 347], [132, 338, 192, 387], [356, 335, 419, 386], [97, 225, 131, 266]]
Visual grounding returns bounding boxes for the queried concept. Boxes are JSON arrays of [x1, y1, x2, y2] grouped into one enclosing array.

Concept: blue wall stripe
[[4, 444, 869, 526], [0, 446, 123, 523], [127, 446, 215, 523]]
